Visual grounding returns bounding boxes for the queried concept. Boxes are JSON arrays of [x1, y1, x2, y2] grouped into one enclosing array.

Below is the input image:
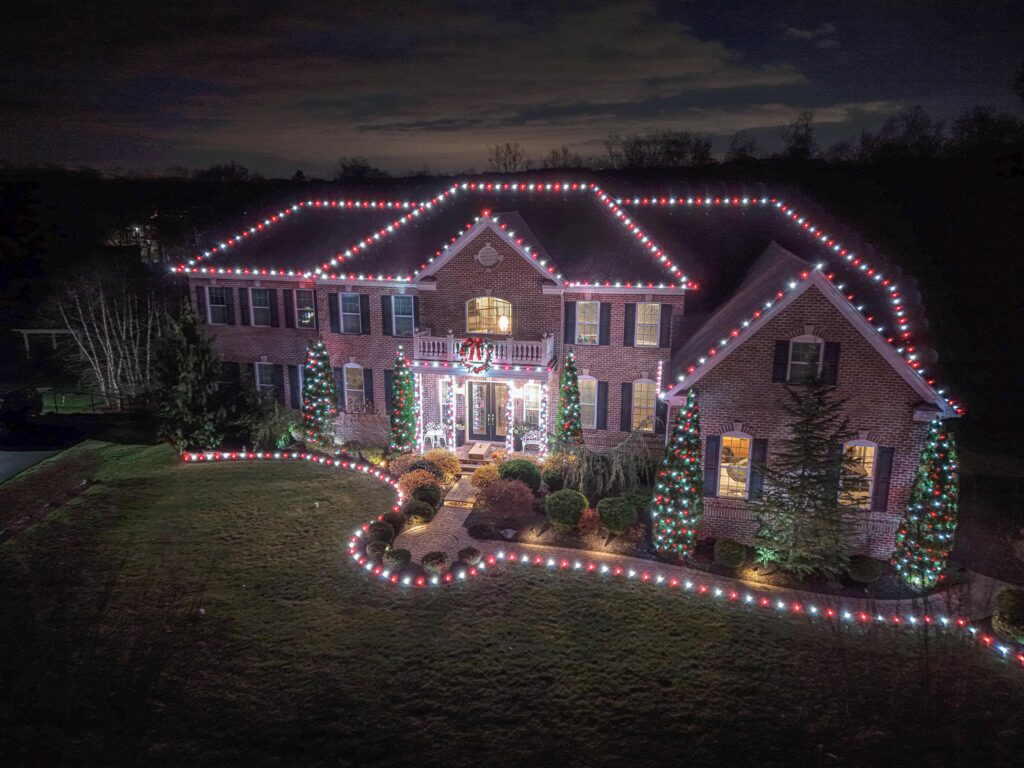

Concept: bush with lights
[[554, 351, 584, 446], [649, 388, 704, 561], [389, 349, 417, 453], [301, 340, 338, 453]]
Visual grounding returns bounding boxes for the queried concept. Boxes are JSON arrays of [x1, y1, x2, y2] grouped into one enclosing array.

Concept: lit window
[[255, 363, 276, 397], [345, 365, 365, 408], [719, 435, 751, 498], [523, 382, 542, 426], [631, 380, 656, 432], [250, 288, 272, 326], [340, 293, 362, 334], [843, 442, 876, 508], [579, 377, 597, 429], [392, 295, 414, 337], [466, 297, 511, 334], [575, 301, 599, 344], [788, 337, 823, 383], [295, 290, 316, 329], [635, 303, 660, 347], [207, 287, 229, 325]]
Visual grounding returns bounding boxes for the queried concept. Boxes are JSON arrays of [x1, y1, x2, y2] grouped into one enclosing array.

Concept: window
[[635, 303, 660, 347], [843, 442, 877, 509], [295, 289, 316, 329], [523, 382, 542, 426], [438, 377, 452, 421], [340, 293, 362, 334], [718, 434, 751, 498], [575, 301, 599, 344], [250, 288, 272, 326], [788, 336, 823, 383], [207, 287, 229, 325], [579, 377, 597, 429], [392, 295, 414, 337], [631, 380, 656, 432], [466, 296, 511, 335], [255, 363, 276, 397], [344, 364, 365, 408]]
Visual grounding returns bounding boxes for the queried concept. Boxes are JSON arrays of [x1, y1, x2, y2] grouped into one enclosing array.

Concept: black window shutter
[[654, 397, 668, 434], [239, 288, 250, 326], [334, 366, 345, 409], [287, 364, 300, 408], [381, 296, 393, 336], [224, 287, 235, 326], [563, 301, 576, 344], [821, 342, 841, 385], [704, 435, 721, 498], [771, 340, 788, 382], [596, 381, 608, 429], [283, 290, 295, 328], [872, 447, 895, 511], [659, 304, 672, 348], [248, 363, 257, 385], [412, 296, 420, 331], [619, 382, 633, 431], [273, 365, 285, 405], [749, 438, 768, 499], [329, 293, 340, 333], [268, 288, 279, 327], [359, 294, 371, 334], [196, 286, 207, 323], [363, 368, 374, 405], [384, 370, 394, 412], [224, 361, 240, 382], [598, 303, 611, 345], [623, 303, 636, 346]]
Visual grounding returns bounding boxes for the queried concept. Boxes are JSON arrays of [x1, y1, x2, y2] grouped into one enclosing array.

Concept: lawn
[[1, 442, 1022, 767]]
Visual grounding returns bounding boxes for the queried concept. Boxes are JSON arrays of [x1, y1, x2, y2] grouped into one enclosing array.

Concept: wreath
[[457, 337, 494, 374]]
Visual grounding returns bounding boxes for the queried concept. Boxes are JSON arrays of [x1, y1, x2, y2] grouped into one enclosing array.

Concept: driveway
[[0, 450, 60, 484]]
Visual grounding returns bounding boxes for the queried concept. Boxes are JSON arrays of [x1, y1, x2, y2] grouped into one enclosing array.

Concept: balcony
[[413, 331, 555, 368]]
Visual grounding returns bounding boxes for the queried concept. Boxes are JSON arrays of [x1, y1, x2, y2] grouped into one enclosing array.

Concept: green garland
[[650, 388, 703, 560], [389, 350, 417, 453]]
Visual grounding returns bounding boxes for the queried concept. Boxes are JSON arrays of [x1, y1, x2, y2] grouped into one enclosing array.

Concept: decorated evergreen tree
[[302, 340, 337, 453], [155, 305, 223, 451], [389, 348, 417, 453], [650, 388, 703, 561], [554, 351, 583, 445], [891, 420, 960, 589]]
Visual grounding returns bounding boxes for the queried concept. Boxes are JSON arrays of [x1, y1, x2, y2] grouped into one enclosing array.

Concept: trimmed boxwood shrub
[[365, 540, 389, 557], [847, 555, 884, 584], [422, 449, 461, 484], [408, 459, 445, 481], [545, 489, 588, 529], [541, 466, 565, 492], [382, 548, 411, 570], [366, 521, 395, 543], [713, 539, 747, 568], [596, 496, 639, 534], [421, 551, 452, 575], [458, 546, 481, 565], [413, 483, 445, 509], [993, 587, 1024, 643], [381, 510, 405, 535], [471, 463, 501, 490], [401, 499, 435, 526], [499, 458, 542, 492]]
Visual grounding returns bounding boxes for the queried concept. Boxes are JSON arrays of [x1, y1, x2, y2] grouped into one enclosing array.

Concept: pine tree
[[891, 420, 959, 589], [752, 378, 856, 577], [302, 340, 337, 453], [554, 351, 583, 446], [650, 388, 703, 561], [389, 349, 417, 453], [155, 305, 223, 451]]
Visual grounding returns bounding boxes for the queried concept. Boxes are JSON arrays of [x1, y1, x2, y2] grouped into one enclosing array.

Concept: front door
[[467, 381, 508, 442]]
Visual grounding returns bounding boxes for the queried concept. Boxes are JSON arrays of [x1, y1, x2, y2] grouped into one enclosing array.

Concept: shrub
[[480, 479, 535, 517], [578, 507, 601, 536], [401, 499, 435, 526], [597, 496, 639, 534], [409, 459, 445, 481], [993, 587, 1024, 643], [541, 466, 565, 492], [360, 445, 387, 466], [546, 489, 588, 529], [423, 449, 461, 485], [458, 546, 482, 565], [421, 551, 452, 575], [467, 522, 498, 539], [387, 453, 419, 477], [365, 540, 389, 558], [847, 555, 884, 584], [381, 510, 405, 535], [500, 458, 542, 492], [398, 469, 441, 498], [471, 463, 501, 490], [413, 483, 445, 509], [366, 521, 395, 544], [713, 539, 747, 568], [383, 548, 411, 570]]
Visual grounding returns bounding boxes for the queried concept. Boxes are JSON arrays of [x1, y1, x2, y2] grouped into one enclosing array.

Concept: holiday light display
[[443, 375, 456, 448], [389, 349, 417, 453], [505, 382, 515, 453], [892, 420, 960, 589], [415, 373, 425, 452], [554, 351, 584, 445], [650, 389, 703, 561], [302, 340, 338, 453], [457, 337, 494, 374], [537, 380, 549, 459]]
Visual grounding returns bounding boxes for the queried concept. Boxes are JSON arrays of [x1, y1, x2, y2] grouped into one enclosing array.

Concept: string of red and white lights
[[414, 372, 425, 453], [505, 381, 515, 454], [444, 375, 457, 449], [538, 383, 549, 459]]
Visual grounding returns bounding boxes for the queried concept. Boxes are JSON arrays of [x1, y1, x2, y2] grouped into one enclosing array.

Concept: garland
[[457, 337, 494, 374]]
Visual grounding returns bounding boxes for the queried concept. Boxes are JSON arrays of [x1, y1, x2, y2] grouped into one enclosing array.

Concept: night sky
[[3, 0, 1022, 176]]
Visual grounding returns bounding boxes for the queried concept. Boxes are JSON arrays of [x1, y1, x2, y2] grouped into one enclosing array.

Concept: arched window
[[466, 297, 512, 335], [631, 379, 656, 432], [344, 363, 365, 408], [843, 439, 877, 509], [578, 376, 598, 429], [788, 334, 823, 383], [718, 431, 752, 498]]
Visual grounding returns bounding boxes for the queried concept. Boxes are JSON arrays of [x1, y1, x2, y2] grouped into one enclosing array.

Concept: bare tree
[[541, 146, 586, 169], [605, 131, 712, 168], [487, 142, 532, 172], [778, 110, 817, 160], [725, 130, 758, 162]]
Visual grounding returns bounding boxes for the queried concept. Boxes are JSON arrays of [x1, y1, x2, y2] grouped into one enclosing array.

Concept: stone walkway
[[393, 483, 1013, 621]]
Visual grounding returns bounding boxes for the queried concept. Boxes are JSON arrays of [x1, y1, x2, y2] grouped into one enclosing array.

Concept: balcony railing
[[413, 332, 555, 367]]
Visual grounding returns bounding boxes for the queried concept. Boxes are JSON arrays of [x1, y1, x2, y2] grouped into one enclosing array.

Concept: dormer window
[[466, 297, 511, 335], [787, 335, 823, 383]]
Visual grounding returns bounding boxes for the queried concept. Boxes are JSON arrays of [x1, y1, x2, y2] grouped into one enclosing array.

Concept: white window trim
[[339, 292, 362, 334], [465, 296, 512, 335], [630, 378, 657, 432], [205, 286, 230, 325], [843, 438, 878, 508], [392, 295, 414, 337], [575, 301, 600, 345], [343, 363, 365, 407], [295, 289, 316, 329], [522, 381, 542, 427], [248, 287, 272, 327], [787, 334, 824, 382], [718, 430, 753, 499], [254, 362, 276, 395], [578, 375, 598, 430], [634, 302, 661, 347]]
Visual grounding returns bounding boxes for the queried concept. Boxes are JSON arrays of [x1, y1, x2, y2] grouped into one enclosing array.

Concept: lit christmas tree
[[554, 351, 583, 445], [302, 340, 338, 453], [650, 388, 703, 561], [891, 419, 960, 589], [389, 348, 417, 453]]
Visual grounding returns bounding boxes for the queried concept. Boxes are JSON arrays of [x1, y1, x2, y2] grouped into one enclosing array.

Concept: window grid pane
[[718, 436, 751, 498], [250, 289, 271, 326], [296, 290, 315, 328], [788, 341, 821, 383], [844, 444, 876, 508], [467, 297, 512, 334], [393, 295, 414, 337], [635, 303, 660, 347], [631, 381, 655, 432], [256, 363, 275, 393], [579, 379, 597, 429], [207, 288, 228, 324], [523, 383, 541, 426], [575, 301, 599, 344], [341, 294, 361, 334], [345, 367, 365, 407]]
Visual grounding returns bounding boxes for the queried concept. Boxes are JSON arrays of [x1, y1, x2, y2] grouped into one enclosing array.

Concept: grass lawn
[[1, 442, 1022, 767]]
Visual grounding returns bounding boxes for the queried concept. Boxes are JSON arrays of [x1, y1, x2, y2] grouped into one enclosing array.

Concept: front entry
[[467, 381, 508, 442]]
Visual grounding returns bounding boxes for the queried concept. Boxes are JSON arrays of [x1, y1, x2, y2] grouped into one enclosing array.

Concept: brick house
[[178, 180, 957, 556]]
